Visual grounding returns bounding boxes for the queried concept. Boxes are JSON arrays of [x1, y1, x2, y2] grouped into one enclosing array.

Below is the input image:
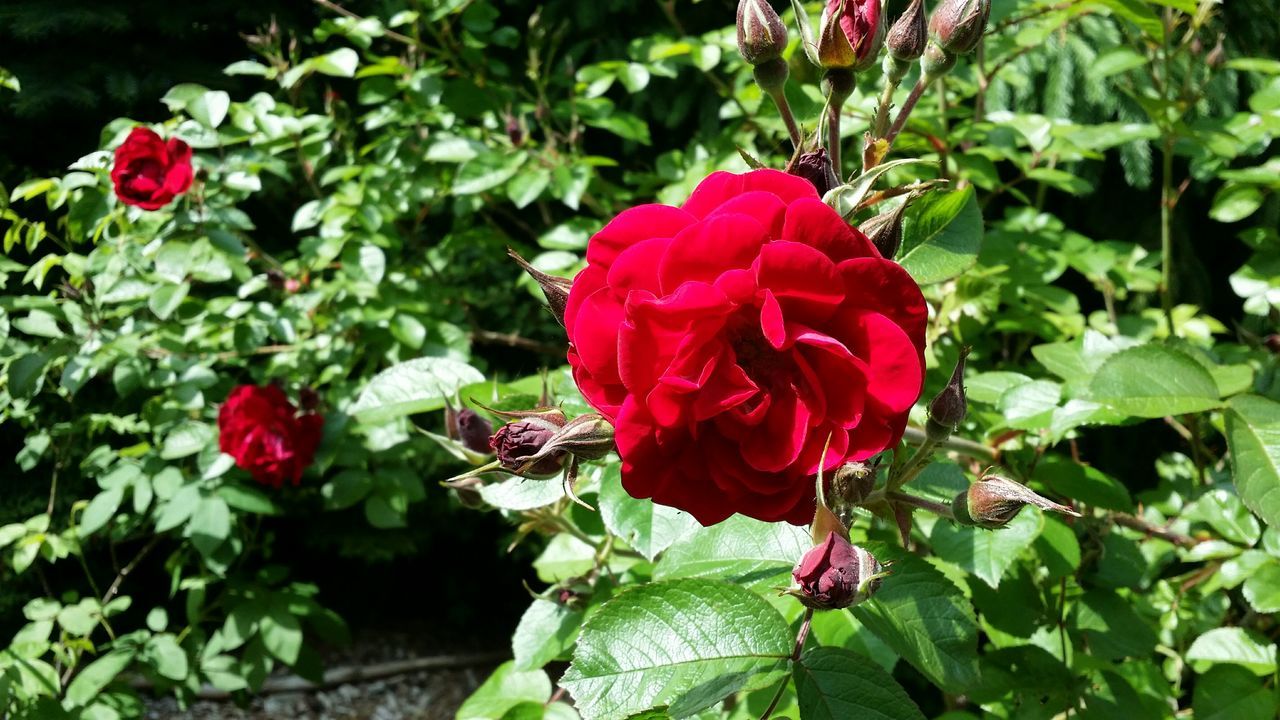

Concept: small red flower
[[218, 385, 324, 488], [110, 127, 194, 210], [564, 169, 927, 526]]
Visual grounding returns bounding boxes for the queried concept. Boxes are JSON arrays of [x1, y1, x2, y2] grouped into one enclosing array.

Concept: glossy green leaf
[[1186, 627, 1277, 676], [654, 515, 809, 590], [512, 599, 583, 671], [598, 465, 697, 561], [930, 509, 1043, 588], [793, 647, 925, 720], [1088, 344, 1222, 417], [458, 661, 552, 720], [1225, 395, 1280, 527], [350, 357, 484, 423], [1193, 665, 1278, 720], [561, 579, 792, 720], [899, 187, 984, 285]]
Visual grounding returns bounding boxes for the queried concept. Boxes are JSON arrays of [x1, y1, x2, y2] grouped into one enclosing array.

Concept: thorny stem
[[826, 102, 844, 183], [887, 435, 940, 493], [1112, 513, 1197, 548], [765, 86, 804, 151], [759, 608, 815, 720], [903, 426, 996, 460], [884, 78, 930, 148], [887, 491, 954, 519], [872, 78, 900, 139]]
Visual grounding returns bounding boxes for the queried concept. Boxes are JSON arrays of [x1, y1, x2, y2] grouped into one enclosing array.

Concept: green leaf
[[478, 475, 567, 511], [1242, 562, 1280, 613], [899, 187, 984, 285], [512, 599, 583, 671], [1210, 184, 1264, 223], [851, 546, 980, 693], [1092, 0, 1163, 40], [260, 600, 304, 665], [598, 465, 697, 561], [1225, 395, 1280, 527], [313, 48, 360, 77], [145, 633, 190, 681], [1193, 665, 1278, 720], [825, 158, 934, 221], [8, 351, 50, 398], [185, 496, 232, 556], [79, 488, 123, 537], [1183, 489, 1261, 546], [654, 515, 809, 590], [929, 509, 1043, 588], [149, 282, 189, 320], [561, 579, 792, 720], [1034, 459, 1133, 512], [1072, 590, 1158, 660], [457, 661, 552, 720], [160, 421, 214, 459], [533, 534, 597, 583], [454, 152, 528, 195], [218, 483, 282, 515], [1088, 344, 1222, 418], [793, 647, 926, 720], [65, 649, 137, 706], [350, 357, 484, 423], [1186, 627, 1277, 676]]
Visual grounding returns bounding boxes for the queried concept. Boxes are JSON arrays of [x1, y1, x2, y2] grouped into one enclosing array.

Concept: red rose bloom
[[564, 169, 926, 525], [110, 127, 194, 210], [218, 385, 324, 488]]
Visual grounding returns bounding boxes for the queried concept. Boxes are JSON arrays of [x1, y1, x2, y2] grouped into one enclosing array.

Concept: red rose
[[110, 127, 194, 210], [564, 169, 926, 525], [792, 532, 884, 609], [217, 385, 324, 488]]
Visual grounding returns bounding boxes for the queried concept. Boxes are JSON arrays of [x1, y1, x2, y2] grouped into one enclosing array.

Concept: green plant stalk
[[1160, 136, 1175, 335], [759, 607, 815, 720], [902, 426, 996, 460], [884, 77, 932, 147], [887, 490, 954, 519], [827, 102, 843, 182], [887, 435, 940, 493], [765, 85, 804, 151], [872, 78, 901, 139]]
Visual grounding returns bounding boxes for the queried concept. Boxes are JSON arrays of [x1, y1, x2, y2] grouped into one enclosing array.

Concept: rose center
[[727, 311, 785, 384]]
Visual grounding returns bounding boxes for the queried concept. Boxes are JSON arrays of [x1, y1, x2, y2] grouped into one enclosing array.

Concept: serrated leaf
[[793, 647, 926, 720], [512, 599, 583, 671], [598, 465, 697, 561], [458, 661, 552, 720], [1225, 395, 1280, 528], [1193, 665, 1278, 720], [654, 515, 809, 590], [898, 187, 983, 285], [561, 579, 792, 720], [1088, 344, 1222, 417], [929, 509, 1043, 588], [1186, 627, 1277, 676], [850, 546, 980, 693], [350, 357, 484, 423], [1242, 562, 1280, 613]]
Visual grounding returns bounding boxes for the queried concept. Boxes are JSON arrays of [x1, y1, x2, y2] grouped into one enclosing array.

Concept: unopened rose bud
[[887, 0, 926, 61], [858, 200, 908, 259], [952, 474, 1081, 529], [506, 115, 524, 146], [920, 40, 957, 82], [883, 0, 925, 83], [788, 148, 836, 196], [298, 386, 320, 412], [818, 0, 882, 71], [737, 0, 789, 66], [490, 416, 568, 479], [508, 248, 573, 328], [1265, 334, 1280, 355], [789, 532, 885, 610], [832, 461, 876, 506], [929, 0, 990, 56], [266, 269, 286, 290], [455, 408, 494, 454], [927, 346, 969, 440], [1205, 35, 1225, 69]]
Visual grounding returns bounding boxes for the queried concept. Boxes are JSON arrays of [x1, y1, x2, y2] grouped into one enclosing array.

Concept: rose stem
[[759, 607, 815, 720], [827, 103, 843, 183], [872, 78, 900, 139], [887, 491, 955, 519], [902, 425, 996, 460], [765, 86, 804, 151], [887, 435, 940, 493], [884, 77, 930, 147]]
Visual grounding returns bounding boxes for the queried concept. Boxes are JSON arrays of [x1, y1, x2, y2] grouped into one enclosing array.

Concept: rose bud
[[884, 0, 926, 83], [789, 531, 886, 610], [1265, 334, 1280, 355], [506, 115, 524, 146], [788, 148, 837, 196], [455, 408, 495, 454], [926, 346, 970, 440], [920, 39, 958, 82], [491, 416, 568, 479], [952, 474, 1082, 529], [818, 0, 883, 71], [508, 248, 573, 328], [858, 201, 908, 259], [929, 0, 990, 56], [737, 0, 789, 66]]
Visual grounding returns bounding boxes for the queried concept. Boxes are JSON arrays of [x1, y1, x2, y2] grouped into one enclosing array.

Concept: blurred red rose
[[564, 169, 927, 525], [218, 385, 324, 488], [110, 127, 194, 210]]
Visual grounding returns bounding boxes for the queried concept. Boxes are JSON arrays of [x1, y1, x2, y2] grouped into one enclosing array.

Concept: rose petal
[[658, 213, 768, 293], [586, 204, 695, 268], [837, 257, 928, 349], [683, 169, 818, 218], [781, 197, 878, 262], [754, 240, 845, 324]]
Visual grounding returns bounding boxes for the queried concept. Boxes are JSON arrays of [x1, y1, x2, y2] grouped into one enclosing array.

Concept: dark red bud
[[737, 0, 789, 66], [858, 200, 909, 260], [298, 386, 320, 412], [790, 531, 884, 610], [507, 115, 524, 146], [788, 148, 836, 196], [455, 408, 495, 454], [509, 248, 573, 328], [490, 418, 567, 478], [927, 346, 970, 439], [886, 0, 927, 62], [1265, 334, 1280, 355]]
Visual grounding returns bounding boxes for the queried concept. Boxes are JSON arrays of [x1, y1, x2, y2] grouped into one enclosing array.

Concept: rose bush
[[565, 169, 927, 525], [217, 384, 324, 488], [109, 126, 193, 210]]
